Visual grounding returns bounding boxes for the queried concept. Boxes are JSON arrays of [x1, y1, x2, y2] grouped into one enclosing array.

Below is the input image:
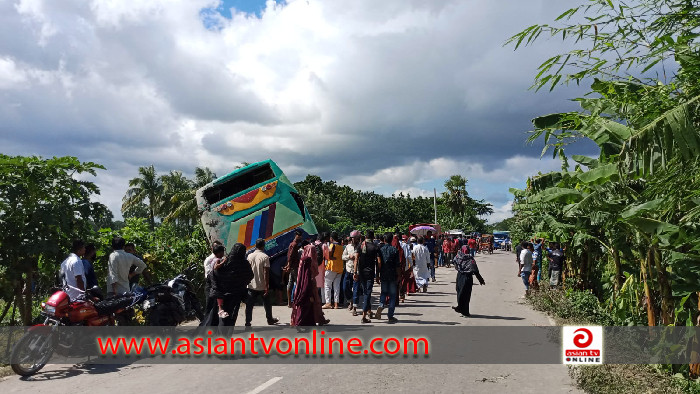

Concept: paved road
[[1, 250, 580, 393]]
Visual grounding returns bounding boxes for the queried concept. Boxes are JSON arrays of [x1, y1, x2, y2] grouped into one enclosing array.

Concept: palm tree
[[165, 167, 217, 225], [122, 165, 162, 230], [443, 175, 468, 215], [160, 170, 192, 225]]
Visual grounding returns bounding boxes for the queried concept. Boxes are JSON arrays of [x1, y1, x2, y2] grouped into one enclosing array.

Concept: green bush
[[528, 286, 614, 326]]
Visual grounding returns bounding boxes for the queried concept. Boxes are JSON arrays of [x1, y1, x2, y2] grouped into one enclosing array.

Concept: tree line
[[0, 156, 491, 325], [507, 0, 700, 334]]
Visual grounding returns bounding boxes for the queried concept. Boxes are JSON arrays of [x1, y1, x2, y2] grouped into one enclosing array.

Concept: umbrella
[[410, 225, 436, 237]]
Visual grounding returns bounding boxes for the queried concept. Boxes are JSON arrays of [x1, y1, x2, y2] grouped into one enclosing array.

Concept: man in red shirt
[[467, 237, 478, 257], [449, 237, 460, 268], [442, 236, 453, 268]]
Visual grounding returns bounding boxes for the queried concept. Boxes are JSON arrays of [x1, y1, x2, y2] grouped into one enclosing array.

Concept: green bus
[[195, 160, 318, 269]]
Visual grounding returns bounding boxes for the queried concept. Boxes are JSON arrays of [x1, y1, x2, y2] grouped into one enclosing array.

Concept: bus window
[[290, 191, 307, 220], [202, 163, 276, 205]]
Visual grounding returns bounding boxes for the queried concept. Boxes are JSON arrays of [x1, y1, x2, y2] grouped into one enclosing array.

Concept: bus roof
[[212, 159, 280, 186]]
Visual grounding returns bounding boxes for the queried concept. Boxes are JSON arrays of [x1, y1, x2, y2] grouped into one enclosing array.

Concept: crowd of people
[[200, 229, 491, 327], [514, 238, 565, 297], [59, 237, 149, 301], [58, 230, 492, 328]]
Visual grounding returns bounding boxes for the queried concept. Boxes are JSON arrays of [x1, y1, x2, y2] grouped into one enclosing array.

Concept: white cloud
[[339, 155, 562, 192], [488, 200, 513, 224], [0, 0, 593, 220], [0, 57, 27, 89]]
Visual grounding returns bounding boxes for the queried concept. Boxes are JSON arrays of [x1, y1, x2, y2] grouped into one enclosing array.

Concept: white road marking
[[246, 377, 283, 394]]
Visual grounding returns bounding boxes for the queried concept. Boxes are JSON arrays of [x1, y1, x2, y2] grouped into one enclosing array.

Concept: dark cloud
[[0, 0, 602, 219]]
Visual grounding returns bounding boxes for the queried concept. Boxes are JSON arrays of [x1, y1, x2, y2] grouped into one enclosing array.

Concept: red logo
[[573, 328, 593, 348]]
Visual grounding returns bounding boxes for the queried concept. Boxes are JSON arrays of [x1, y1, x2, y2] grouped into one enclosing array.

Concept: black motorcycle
[[138, 265, 203, 326]]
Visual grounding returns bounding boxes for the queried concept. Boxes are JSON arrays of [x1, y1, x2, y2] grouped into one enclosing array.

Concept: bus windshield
[[195, 160, 318, 265], [201, 164, 276, 205]]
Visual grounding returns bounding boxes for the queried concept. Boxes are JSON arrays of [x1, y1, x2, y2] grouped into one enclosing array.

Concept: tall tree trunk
[[651, 247, 673, 325], [691, 293, 700, 378], [584, 242, 592, 289], [579, 244, 588, 289], [613, 248, 622, 293], [149, 206, 155, 230], [21, 266, 34, 325], [640, 255, 656, 326], [0, 298, 12, 323], [13, 281, 24, 326]]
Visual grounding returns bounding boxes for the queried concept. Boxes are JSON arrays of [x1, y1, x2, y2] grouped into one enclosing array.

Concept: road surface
[[1, 249, 579, 393]]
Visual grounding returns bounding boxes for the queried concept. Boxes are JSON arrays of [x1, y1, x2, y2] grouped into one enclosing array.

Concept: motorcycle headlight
[[44, 305, 56, 315]]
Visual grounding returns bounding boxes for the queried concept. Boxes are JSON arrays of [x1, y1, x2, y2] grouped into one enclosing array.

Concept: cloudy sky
[[0, 0, 597, 222]]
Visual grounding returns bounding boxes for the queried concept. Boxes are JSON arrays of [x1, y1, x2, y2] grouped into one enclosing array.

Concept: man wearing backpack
[[375, 234, 401, 323], [353, 230, 382, 324]]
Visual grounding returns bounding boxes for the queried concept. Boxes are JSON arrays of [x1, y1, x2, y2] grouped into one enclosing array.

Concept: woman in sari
[[292, 244, 329, 326], [392, 235, 407, 303]]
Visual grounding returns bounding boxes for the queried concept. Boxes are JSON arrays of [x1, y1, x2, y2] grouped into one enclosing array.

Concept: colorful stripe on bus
[[236, 203, 278, 247]]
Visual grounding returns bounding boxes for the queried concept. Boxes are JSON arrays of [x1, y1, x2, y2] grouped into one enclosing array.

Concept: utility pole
[[433, 188, 437, 225]]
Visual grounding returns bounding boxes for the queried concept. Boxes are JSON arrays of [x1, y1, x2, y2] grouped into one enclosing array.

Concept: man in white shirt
[[107, 237, 147, 295], [519, 242, 534, 297], [244, 238, 278, 326], [203, 240, 224, 322], [342, 232, 359, 311], [60, 240, 87, 300]]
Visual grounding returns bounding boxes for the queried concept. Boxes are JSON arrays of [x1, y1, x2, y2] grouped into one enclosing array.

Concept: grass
[[526, 287, 700, 394], [570, 365, 700, 394]]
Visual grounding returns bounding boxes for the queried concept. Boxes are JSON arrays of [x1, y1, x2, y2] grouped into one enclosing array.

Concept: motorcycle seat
[[94, 295, 135, 315]]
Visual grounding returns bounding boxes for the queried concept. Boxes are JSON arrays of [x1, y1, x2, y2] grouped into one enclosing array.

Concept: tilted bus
[[195, 160, 318, 272]]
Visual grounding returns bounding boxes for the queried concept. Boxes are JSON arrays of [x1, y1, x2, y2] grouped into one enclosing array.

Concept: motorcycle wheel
[[10, 330, 55, 377]]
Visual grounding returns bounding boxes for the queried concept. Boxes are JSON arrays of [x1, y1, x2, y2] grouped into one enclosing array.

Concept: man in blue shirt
[[532, 238, 544, 281], [375, 234, 400, 323], [82, 243, 99, 289]]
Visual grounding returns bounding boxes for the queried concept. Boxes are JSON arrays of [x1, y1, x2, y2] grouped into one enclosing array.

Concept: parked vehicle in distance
[[493, 231, 510, 250]]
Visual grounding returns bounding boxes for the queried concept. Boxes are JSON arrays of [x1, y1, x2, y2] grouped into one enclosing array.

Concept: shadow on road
[[416, 292, 452, 295], [19, 363, 144, 381], [402, 301, 452, 306], [468, 314, 524, 321], [394, 320, 460, 325]]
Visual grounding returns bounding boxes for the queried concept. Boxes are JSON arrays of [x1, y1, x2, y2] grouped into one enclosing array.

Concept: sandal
[[352, 310, 358, 317], [361, 317, 371, 324]]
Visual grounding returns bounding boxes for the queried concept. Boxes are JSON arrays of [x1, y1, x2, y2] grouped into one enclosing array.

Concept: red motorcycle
[[10, 286, 141, 376]]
